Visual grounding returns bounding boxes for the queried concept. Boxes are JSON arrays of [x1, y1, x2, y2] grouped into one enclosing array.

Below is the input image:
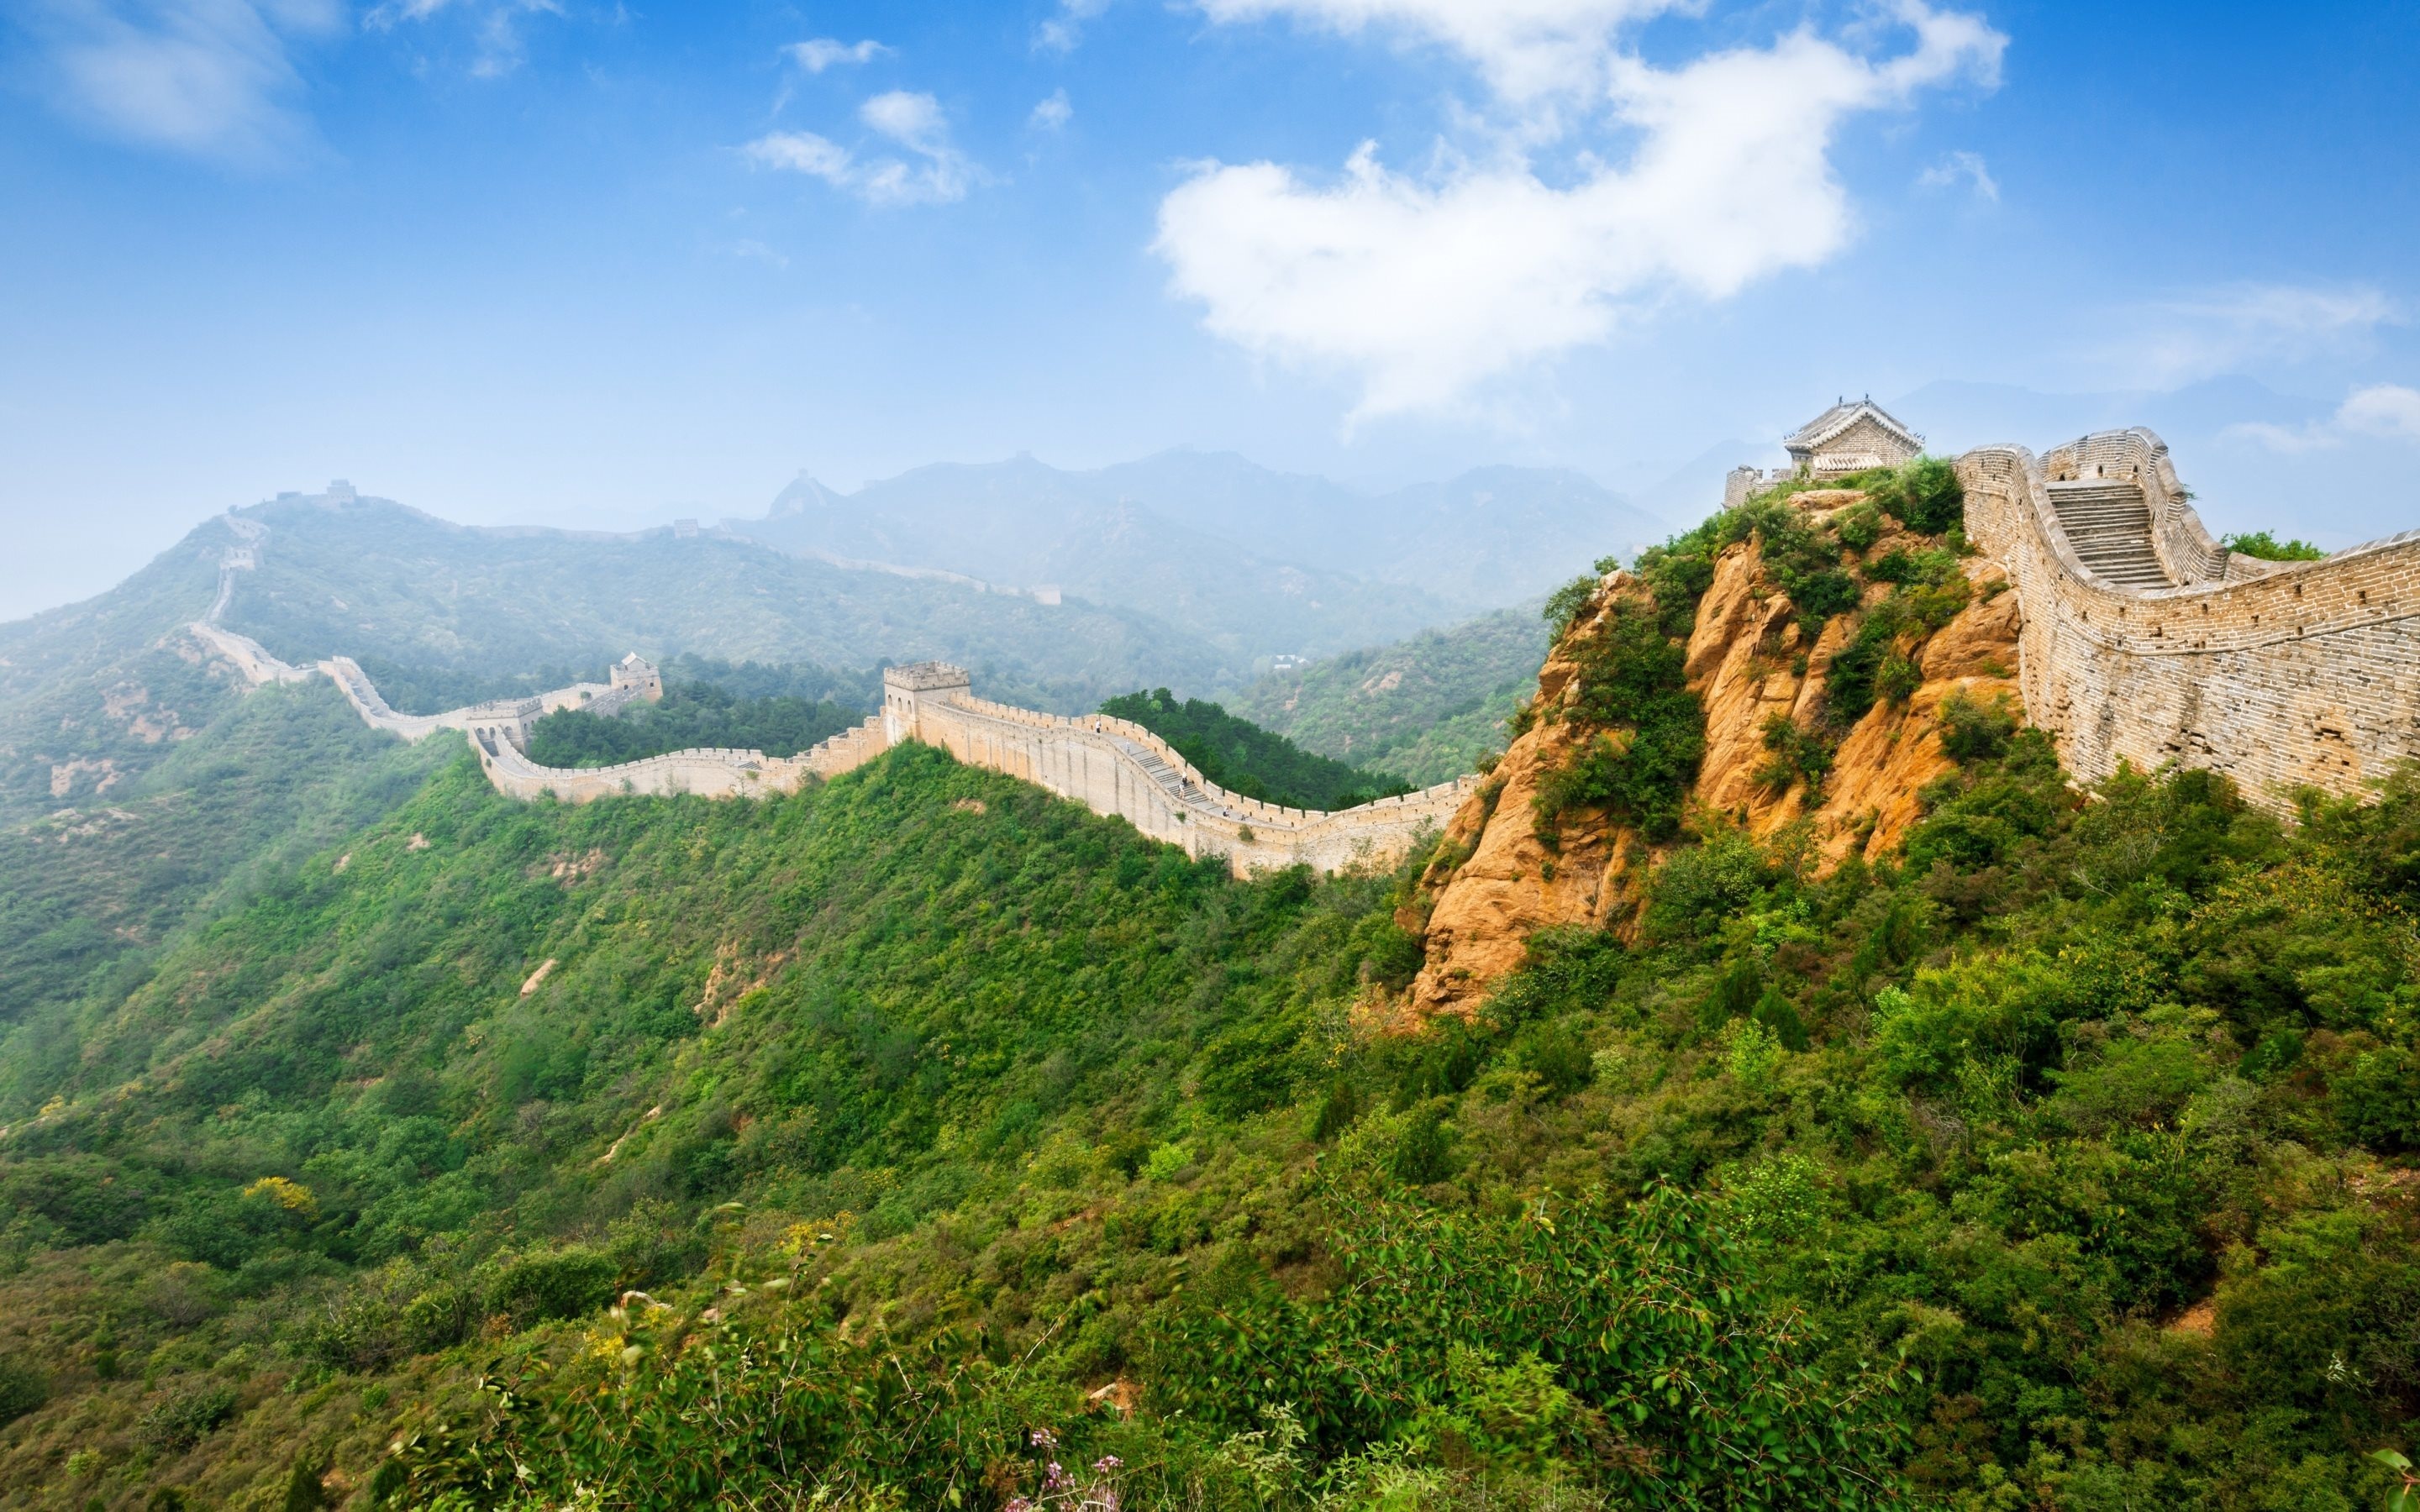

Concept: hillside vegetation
[[1238, 606, 1550, 787], [1097, 688, 1413, 811], [0, 484, 2417, 1509]]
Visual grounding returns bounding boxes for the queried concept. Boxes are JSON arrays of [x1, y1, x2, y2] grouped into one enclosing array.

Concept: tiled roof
[[1785, 399, 1923, 453]]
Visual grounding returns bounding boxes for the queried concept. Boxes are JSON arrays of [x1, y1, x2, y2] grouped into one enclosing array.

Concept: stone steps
[[2047, 480, 2175, 591]]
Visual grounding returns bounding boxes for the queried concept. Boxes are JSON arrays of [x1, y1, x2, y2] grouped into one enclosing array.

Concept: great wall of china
[[185, 547, 1477, 874], [189, 421, 2420, 875]]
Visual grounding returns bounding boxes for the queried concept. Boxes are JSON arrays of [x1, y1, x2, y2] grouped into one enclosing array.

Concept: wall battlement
[[1959, 430, 2420, 801]]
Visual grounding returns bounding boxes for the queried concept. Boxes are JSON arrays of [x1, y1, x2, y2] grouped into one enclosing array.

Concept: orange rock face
[[1408, 510, 2025, 1016]]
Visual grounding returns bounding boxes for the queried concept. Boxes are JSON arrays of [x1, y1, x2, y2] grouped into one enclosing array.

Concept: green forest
[[2, 491, 2418, 1509], [1098, 688, 1415, 811]]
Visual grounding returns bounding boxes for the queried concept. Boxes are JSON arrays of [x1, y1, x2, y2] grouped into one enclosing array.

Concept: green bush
[[1534, 599, 1705, 843], [484, 1249, 618, 1327], [2223, 530, 2328, 562], [139, 1383, 239, 1452], [1936, 690, 2018, 763], [0, 1357, 47, 1427], [1865, 456, 1965, 534]]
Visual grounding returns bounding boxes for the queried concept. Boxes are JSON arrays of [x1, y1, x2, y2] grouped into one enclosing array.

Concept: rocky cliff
[[1407, 489, 2024, 1014]]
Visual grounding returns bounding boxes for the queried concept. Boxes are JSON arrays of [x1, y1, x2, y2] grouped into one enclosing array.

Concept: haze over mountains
[[733, 449, 1667, 634]]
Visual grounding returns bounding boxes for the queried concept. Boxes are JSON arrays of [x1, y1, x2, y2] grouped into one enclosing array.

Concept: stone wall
[[469, 717, 890, 802], [302, 653, 1462, 875], [882, 663, 1476, 874], [1959, 435, 2420, 801]]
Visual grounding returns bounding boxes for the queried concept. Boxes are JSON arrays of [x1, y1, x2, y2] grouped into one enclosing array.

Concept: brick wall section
[[1960, 434, 2420, 802], [308, 654, 1462, 875], [885, 662, 1475, 875]]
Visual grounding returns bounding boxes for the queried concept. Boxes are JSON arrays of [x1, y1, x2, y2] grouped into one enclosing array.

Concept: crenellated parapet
[[1958, 432, 2420, 803], [877, 662, 1474, 874]]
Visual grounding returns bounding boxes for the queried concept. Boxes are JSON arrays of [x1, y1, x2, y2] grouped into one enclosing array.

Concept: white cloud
[[744, 92, 972, 207], [1918, 148, 1997, 202], [2234, 384, 2420, 453], [2122, 283, 2403, 389], [2341, 383, 2420, 442], [24, 0, 344, 164], [1155, 3, 2006, 420], [1029, 87, 1072, 130], [784, 37, 891, 73], [1036, 0, 1113, 53]]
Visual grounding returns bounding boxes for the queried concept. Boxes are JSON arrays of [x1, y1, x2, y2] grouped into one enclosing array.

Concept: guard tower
[[883, 661, 971, 744]]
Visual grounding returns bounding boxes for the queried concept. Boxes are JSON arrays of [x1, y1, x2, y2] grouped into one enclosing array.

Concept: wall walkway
[[1959, 428, 2420, 802]]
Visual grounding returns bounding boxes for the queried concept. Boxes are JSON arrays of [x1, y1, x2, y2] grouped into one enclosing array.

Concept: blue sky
[[3, 0, 2417, 617]]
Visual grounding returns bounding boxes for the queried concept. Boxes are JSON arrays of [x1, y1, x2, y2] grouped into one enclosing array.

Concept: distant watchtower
[[883, 661, 972, 744], [610, 653, 664, 703]]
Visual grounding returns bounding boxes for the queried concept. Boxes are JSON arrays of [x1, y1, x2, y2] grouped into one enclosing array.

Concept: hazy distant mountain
[[733, 450, 1670, 638], [744, 455, 1449, 659]]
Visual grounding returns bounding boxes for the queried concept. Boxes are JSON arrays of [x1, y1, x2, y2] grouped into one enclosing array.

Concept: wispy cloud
[[731, 238, 789, 270], [784, 37, 890, 73], [365, 0, 566, 80], [20, 0, 345, 165], [1036, 0, 1113, 53], [2232, 383, 2420, 453], [744, 91, 974, 207], [2116, 283, 2404, 388], [1918, 149, 1997, 202], [1154, 1, 2007, 422], [1029, 87, 1072, 130]]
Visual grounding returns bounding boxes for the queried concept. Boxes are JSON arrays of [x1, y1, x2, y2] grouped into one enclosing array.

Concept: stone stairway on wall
[[2046, 480, 2175, 591]]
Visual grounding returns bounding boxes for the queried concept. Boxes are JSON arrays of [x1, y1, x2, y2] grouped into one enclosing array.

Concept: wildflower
[[1092, 1456, 1123, 1473], [1030, 1427, 1058, 1450]]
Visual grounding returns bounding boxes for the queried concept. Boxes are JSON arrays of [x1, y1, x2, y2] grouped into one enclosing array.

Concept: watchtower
[[882, 661, 971, 744]]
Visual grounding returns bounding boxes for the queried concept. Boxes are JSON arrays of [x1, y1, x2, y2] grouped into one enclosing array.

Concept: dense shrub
[[1533, 600, 1705, 843], [139, 1383, 239, 1452], [2223, 530, 2328, 562], [1863, 455, 1965, 534], [484, 1249, 621, 1326], [1099, 687, 1412, 810]]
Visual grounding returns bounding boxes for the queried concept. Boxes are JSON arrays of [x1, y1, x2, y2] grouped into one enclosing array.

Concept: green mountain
[[0, 492, 1275, 820], [220, 496, 1230, 714], [1235, 605, 1552, 787], [3, 505, 2418, 1509], [1096, 687, 1413, 810]]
